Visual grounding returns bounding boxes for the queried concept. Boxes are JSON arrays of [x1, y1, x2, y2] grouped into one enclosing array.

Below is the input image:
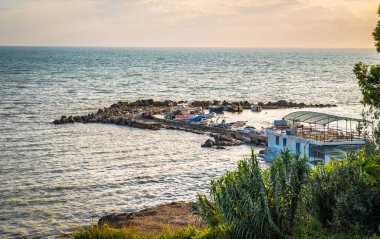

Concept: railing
[[278, 127, 365, 142]]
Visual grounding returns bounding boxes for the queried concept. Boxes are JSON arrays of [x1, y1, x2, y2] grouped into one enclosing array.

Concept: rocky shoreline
[[98, 202, 200, 237]]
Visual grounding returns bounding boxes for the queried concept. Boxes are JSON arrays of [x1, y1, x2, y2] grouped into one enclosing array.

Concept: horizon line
[[0, 45, 376, 50]]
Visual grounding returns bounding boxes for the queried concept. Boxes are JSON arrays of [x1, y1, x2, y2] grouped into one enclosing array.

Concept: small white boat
[[237, 126, 256, 133], [251, 105, 262, 112], [228, 121, 247, 128]]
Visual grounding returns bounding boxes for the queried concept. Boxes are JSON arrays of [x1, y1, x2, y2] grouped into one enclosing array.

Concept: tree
[[353, 5, 380, 145], [373, 6, 380, 53]]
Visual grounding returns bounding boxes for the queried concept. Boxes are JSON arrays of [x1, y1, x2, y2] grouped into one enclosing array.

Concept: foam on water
[[0, 47, 378, 238]]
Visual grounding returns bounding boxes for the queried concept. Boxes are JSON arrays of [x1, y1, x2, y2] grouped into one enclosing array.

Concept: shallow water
[[0, 47, 378, 238]]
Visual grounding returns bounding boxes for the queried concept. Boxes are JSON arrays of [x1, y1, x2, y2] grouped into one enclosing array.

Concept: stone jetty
[[53, 99, 336, 147]]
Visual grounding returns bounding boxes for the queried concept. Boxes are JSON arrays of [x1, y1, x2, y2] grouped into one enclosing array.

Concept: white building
[[265, 111, 367, 164]]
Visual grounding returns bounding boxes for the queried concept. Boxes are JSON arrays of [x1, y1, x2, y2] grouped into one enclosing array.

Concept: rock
[[146, 99, 154, 105], [98, 202, 199, 235], [221, 100, 229, 106], [218, 134, 234, 142], [68, 116, 74, 123], [119, 118, 126, 125], [114, 118, 122, 125], [201, 139, 214, 147], [276, 100, 288, 107], [73, 116, 82, 122]]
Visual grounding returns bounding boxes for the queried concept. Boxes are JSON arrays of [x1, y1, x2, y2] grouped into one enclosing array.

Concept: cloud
[[0, 0, 378, 47]]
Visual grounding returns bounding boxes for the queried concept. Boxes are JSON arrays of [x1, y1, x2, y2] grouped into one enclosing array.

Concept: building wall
[[267, 130, 365, 164], [267, 133, 309, 159]]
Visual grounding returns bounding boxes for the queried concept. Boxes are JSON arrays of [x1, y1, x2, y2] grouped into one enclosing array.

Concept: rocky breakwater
[[52, 99, 334, 148], [190, 99, 336, 110], [53, 100, 168, 130], [52, 99, 337, 125], [255, 100, 337, 109]]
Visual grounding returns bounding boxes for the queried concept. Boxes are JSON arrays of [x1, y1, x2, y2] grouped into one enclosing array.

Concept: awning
[[283, 111, 363, 126]]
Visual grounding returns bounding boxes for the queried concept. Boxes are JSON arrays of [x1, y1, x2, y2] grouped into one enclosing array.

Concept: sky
[[0, 0, 379, 48]]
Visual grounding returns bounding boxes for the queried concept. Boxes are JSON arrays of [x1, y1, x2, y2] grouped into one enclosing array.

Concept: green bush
[[309, 148, 380, 235], [195, 149, 309, 239]]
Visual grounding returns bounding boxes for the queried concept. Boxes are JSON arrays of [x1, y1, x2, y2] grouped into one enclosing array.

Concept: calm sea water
[[0, 47, 379, 238]]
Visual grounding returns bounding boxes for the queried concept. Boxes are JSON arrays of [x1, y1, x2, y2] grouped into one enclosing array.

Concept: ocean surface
[[0, 47, 379, 238]]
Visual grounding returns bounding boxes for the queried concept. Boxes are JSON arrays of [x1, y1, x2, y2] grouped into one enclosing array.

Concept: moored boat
[[224, 104, 242, 113], [173, 114, 196, 120], [209, 105, 224, 113], [251, 105, 262, 112], [227, 120, 247, 128], [165, 102, 204, 120], [187, 112, 216, 122]]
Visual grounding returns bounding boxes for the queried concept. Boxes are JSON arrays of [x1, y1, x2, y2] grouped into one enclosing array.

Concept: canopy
[[283, 111, 363, 126]]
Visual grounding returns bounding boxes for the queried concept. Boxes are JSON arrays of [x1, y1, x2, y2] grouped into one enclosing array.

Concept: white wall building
[[265, 111, 367, 164]]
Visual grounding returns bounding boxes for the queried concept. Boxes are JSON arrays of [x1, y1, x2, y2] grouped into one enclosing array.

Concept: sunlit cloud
[[0, 0, 378, 47]]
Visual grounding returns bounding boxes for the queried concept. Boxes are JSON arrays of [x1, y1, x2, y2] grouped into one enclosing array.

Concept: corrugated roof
[[283, 111, 363, 126]]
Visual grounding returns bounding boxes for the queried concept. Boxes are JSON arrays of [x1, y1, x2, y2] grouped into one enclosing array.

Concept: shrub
[[309, 148, 380, 235], [195, 149, 309, 239]]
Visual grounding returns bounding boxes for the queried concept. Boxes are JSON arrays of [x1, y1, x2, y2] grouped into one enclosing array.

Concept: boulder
[[276, 100, 288, 107], [201, 139, 214, 147], [68, 116, 74, 123]]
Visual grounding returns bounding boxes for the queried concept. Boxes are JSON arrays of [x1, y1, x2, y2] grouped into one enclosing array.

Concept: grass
[[73, 224, 228, 239], [74, 225, 146, 239], [73, 220, 379, 239]]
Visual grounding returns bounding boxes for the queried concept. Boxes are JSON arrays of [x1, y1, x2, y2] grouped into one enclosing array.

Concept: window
[[310, 150, 324, 159], [296, 143, 301, 154], [276, 136, 279, 145], [283, 138, 287, 147]]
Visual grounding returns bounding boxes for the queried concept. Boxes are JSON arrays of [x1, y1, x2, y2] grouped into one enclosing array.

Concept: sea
[[0, 47, 379, 238]]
